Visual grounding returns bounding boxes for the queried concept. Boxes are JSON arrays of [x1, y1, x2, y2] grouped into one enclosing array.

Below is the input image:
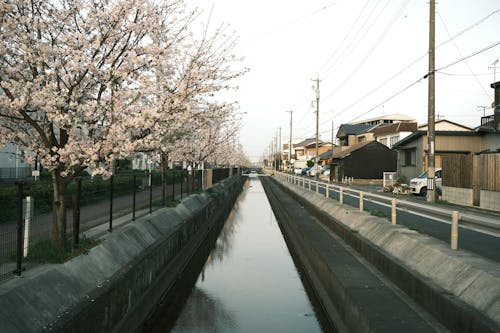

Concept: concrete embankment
[[262, 176, 500, 333], [0, 176, 244, 333]]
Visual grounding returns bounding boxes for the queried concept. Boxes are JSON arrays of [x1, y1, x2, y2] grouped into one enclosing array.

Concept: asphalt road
[[293, 175, 500, 263]]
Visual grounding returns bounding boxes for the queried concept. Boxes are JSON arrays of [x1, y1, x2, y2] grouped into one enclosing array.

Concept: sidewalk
[[0, 181, 197, 282]]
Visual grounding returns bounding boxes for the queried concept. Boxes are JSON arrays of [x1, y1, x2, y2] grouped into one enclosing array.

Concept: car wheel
[[420, 187, 427, 196]]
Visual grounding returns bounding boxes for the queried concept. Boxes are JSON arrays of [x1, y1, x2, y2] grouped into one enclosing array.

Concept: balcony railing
[[481, 115, 495, 127]]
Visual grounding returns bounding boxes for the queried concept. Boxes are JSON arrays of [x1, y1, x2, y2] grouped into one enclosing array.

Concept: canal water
[[156, 177, 328, 332]]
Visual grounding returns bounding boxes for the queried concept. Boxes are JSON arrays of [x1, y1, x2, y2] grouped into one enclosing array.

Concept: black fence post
[[132, 174, 137, 221], [149, 171, 153, 214], [72, 178, 82, 249], [162, 170, 166, 207], [172, 170, 175, 202], [109, 175, 114, 232], [180, 172, 183, 199], [14, 182, 25, 276]]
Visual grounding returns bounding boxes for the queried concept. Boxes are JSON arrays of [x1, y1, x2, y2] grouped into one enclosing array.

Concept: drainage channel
[[143, 176, 332, 332]]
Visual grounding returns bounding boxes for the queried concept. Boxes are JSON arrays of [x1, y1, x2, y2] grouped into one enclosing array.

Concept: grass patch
[[166, 199, 180, 207], [24, 236, 98, 263]]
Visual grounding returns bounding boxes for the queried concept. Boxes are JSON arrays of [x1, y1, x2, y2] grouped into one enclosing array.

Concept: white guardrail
[[273, 171, 500, 251]]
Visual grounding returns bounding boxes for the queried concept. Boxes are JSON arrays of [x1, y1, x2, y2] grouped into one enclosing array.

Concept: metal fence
[[276, 172, 500, 253], [0, 168, 236, 282]]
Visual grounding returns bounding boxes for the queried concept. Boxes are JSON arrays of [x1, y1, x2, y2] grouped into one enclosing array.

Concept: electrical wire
[[437, 11, 490, 98], [435, 40, 500, 73]]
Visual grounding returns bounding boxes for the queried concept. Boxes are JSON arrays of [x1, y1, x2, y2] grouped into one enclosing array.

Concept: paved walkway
[[0, 180, 198, 282]]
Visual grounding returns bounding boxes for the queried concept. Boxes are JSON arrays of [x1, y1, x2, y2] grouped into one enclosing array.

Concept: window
[[389, 135, 400, 147], [404, 149, 416, 166]]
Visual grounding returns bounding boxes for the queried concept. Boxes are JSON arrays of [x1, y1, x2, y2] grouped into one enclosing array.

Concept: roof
[[392, 130, 480, 149], [350, 113, 415, 125], [418, 119, 472, 131], [332, 141, 375, 159], [293, 138, 322, 148], [318, 149, 334, 159], [337, 123, 373, 137], [373, 122, 417, 135]]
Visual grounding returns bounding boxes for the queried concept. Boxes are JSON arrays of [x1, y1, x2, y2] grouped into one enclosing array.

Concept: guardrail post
[[339, 188, 343, 204], [316, 181, 319, 193], [326, 184, 329, 198], [308, 179, 311, 191], [391, 198, 397, 225], [451, 211, 459, 250], [359, 192, 364, 211]]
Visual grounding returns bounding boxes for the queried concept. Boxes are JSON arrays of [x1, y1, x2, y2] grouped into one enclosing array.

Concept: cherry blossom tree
[[0, 0, 188, 251], [0, 0, 247, 252], [133, 18, 248, 174]]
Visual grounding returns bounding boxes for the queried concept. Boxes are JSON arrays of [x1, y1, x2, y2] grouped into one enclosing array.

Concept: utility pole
[[314, 77, 320, 179], [489, 59, 498, 86], [477, 106, 487, 117], [287, 110, 293, 166], [427, 0, 436, 203], [278, 127, 282, 171], [330, 121, 334, 183]]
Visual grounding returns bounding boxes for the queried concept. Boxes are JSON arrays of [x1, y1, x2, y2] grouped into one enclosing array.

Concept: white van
[[410, 168, 442, 196]]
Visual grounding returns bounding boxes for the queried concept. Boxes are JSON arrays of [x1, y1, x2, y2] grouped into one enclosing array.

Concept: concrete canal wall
[[263, 176, 500, 333], [0, 176, 244, 333]]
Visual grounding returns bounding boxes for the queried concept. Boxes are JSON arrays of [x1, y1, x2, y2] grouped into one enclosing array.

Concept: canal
[[144, 176, 331, 332]]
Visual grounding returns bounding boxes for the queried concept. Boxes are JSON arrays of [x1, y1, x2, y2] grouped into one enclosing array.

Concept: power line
[[435, 40, 500, 73], [437, 11, 490, 98], [318, 6, 500, 127], [347, 78, 424, 123]]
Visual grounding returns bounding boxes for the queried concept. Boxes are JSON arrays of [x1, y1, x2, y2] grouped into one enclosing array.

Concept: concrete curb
[[0, 176, 244, 333], [272, 176, 500, 333]]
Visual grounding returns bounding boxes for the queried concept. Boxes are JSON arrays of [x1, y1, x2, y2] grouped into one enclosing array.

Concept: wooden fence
[[477, 153, 500, 191], [441, 154, 472, 188], [442, 153, 499, 191]]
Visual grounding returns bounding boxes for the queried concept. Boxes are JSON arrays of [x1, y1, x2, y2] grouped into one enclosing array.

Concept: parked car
[[410, 168, 442, 196], [294, 167, 303, 175], [301, 167, 311, 176], [309, 166, 323, 177]]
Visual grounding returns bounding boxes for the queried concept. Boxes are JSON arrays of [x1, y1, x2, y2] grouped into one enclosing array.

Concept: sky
[[187, 0, 500, 163]]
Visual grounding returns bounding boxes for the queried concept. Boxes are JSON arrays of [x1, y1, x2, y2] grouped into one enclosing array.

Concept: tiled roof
[[338, 124, 373, 136], [373, 122, 417, 135]]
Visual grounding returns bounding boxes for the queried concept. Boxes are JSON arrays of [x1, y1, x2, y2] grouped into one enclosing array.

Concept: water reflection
[[170, 178, 324, 333], [170, 288, 236, 333]]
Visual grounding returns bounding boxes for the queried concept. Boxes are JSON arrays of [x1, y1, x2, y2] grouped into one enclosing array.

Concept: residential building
[[392, 120, 482, 182], [292, 138, 331, 162], [0, 144, 33, 179], [373, 122, 418, 148], [330, 141, 396, 181], [337, 114, 416, 147]]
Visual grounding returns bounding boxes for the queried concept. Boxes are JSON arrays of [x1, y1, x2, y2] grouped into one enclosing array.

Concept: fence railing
[[0, 168, 238, 282], [276, 172, 500, 251]]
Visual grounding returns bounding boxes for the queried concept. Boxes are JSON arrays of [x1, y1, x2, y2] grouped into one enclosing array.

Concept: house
[[330, 140, 396, 181], [439, 82, 500, 211], [392, 121, 482, 183], [292, 138, 331, 162], [373, 122, 417, 148], [337, 114, 416, 147], [0, 144, 34, 180]]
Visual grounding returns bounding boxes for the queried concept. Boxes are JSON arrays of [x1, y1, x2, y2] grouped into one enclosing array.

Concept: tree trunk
[[51, 169, 68, 252]]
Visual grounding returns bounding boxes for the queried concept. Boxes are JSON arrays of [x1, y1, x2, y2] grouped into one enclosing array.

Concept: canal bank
[[262, 175, 500, 333], [152, 176, 330, 333], [0, 176, 244, 333]]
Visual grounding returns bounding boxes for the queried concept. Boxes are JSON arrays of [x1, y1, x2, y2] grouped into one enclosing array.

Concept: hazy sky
[[188, 0, 500, 162]]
